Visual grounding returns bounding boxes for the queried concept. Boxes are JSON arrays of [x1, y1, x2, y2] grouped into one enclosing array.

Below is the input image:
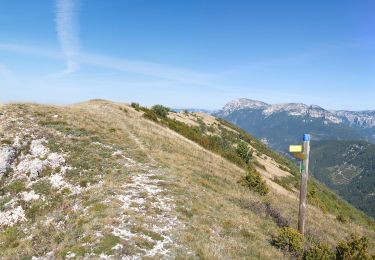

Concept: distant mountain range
[[214, 98, 375, 151], [214, 98, 375, 218]]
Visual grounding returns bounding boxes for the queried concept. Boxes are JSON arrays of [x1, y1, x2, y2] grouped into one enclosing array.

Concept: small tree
[[151, 105, 170, 118], [241, 168, 269, 196], [236, 142, 252, 164]]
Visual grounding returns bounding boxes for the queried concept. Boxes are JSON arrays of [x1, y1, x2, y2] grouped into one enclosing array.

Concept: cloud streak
[[55, 0, 80, 75], [0, 43, 215, 85]]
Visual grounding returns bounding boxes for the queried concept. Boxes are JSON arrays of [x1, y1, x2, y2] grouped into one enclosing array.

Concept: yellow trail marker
[[289, 145, 303, 153]]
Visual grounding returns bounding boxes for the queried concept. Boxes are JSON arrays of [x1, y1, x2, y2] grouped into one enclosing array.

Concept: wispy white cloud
[[0, 43, 215, 85], [55, 0, 80, 75], [80, 53, 215, 85]]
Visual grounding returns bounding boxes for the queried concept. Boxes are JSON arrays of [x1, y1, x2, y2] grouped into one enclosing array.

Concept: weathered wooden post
[[298, 134, 310, 235], [289, 134, 311, 235]]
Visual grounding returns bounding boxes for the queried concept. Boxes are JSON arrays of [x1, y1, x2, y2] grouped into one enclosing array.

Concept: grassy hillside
[[0, 100, 374, 259], [310, 140, 375, 218]]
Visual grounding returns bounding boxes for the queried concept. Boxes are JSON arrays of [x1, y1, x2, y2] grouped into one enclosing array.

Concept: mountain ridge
[[220, 98, 375, 129]]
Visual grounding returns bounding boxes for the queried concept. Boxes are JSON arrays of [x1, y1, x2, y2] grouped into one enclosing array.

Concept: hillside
[[310, 140, 375, 218], [0, 100, 374, 259]]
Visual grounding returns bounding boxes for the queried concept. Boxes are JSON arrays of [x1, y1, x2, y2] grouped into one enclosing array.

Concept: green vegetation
[[138, 104, 269, 195], [151, 104, 170, 118], [336, 235, 374, 260], [93, 234, 120, 254], [310, 140, 375, 218], [130, 102, 140, 110], [303, 243, 335, 260], [4, 180, 26, 194], [272, 228, 374, 260], [236, 141, 253, 164], [240, 168, 269, 196], [272, 226, 304, 254], [0, 227, 23, 249]]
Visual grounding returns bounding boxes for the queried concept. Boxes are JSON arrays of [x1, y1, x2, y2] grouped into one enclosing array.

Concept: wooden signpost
[[289, 134, 311, 236]]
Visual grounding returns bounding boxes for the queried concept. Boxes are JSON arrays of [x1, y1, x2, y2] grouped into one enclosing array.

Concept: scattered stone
[[20, 190, 40, 202], [0, 146, 17, 177], [0, 206, 26, 227]]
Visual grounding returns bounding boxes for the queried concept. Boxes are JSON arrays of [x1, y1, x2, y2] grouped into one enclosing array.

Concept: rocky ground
[[0, 104, 184, 258]]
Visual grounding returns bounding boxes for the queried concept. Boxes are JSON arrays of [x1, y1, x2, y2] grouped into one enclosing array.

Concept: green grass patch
[[5, 180, 26, 194], [93, 234, 120, 254], [0, 227, 23, 249]]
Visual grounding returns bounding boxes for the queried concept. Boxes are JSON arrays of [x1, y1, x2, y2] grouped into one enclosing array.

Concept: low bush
[[272, 226, 304, 254], [240, 168, 269, 196], [130, 102, 140, 110], [143, 110, 158, 122], [304, 243, 335, 260], [151, 104, 170, 118], [335, 235, 374, 260]]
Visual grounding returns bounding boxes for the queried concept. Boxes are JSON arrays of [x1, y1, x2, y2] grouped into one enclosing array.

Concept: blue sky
[[0, 0, 374, 110]]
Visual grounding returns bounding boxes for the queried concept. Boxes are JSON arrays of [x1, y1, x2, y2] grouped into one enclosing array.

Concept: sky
[[0, 0, 374, 110]]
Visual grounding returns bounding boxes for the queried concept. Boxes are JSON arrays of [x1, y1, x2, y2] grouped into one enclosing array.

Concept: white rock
[[17, 158, 44, 179], [0, 146, 16, 176], [111, 243, 123, 250], [47, 153, 65, 168], [49, 173, 65, 189], [30, 139, 49, 158], [0, 206, 26, 226], [20, 190, 40, 202], [66, 252, 76, 259]]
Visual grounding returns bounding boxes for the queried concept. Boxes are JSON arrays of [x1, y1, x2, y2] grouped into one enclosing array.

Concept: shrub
[[272, 227, 304, 254], [240, 168, 269, 196], [304, 243, 335, 260], [336, 235, 373, 260], [236, 142, 252, 164], [130, 102, 140, 110], [143, 110, 158, 122], [151, 104, 170, 118]]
